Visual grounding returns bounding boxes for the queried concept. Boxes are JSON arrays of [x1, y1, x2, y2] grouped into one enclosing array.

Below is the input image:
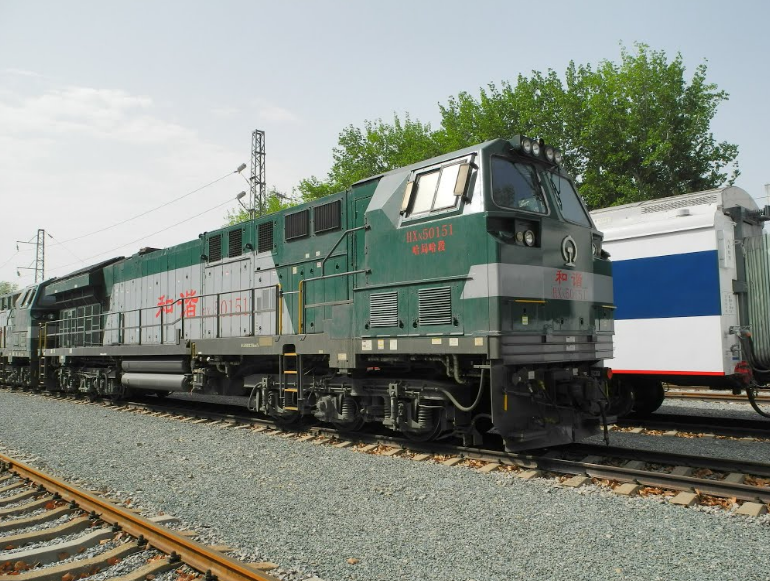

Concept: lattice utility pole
[[251, 129, 266, 217], [16, 229, 46, 283]]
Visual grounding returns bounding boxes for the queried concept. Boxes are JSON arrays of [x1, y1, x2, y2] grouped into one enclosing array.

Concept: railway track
[[665, 389, 770, 404], [0, 455, 280, 581], [616, 412, 770, 439], [2, 386, 769, 517]]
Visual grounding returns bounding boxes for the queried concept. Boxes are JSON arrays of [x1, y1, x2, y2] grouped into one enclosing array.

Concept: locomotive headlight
[[522, 138, 532, 155], [554, 150, 563, 165], [523, 230, 536, 246], [592, 236, 602, 257], [545, 146, 555, 162], [531, 141, 541, 157], [515, 231, 524, 243]]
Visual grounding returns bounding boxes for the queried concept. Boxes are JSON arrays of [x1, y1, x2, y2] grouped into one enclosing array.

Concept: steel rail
[[532, 455, 770, 503], [566, 443, 770, 477], [666, 390, 770, 403], [305, 428, 770, 502], [424, 444, 770, 503], [0, 454, 279, 581], [616, 414, 770, 439]]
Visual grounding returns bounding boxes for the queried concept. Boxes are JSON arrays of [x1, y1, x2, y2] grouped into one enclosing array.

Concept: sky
[[1, 0, 769, 287]]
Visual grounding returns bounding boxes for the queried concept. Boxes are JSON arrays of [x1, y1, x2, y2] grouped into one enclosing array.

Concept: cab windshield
[[539, 169, 591, 227], [490, 157, 547, 214]]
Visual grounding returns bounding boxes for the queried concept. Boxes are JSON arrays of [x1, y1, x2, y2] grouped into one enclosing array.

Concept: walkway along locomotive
[[0, 137, 615, 450]]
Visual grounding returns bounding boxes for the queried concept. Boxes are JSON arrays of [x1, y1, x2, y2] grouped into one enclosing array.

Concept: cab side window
[[402, 160, 469, 218]]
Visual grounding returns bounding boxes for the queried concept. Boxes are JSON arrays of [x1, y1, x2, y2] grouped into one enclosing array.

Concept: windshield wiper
[[541, 169, 562, 208], [512, 163, 546, 209]]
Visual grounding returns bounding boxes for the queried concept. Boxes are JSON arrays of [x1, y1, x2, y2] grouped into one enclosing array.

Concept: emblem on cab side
[[561, 235, 577, 267]]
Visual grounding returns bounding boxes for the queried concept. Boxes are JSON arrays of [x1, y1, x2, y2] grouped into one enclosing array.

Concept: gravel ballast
[[1, 391, 769, 581]]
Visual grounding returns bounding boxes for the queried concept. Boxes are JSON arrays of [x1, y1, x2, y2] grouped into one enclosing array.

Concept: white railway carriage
[[591, 187, 770, 414]]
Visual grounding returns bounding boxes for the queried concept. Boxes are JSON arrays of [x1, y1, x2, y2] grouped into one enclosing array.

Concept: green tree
[[224, 187, 297, 226], [0, 281, 19, 295], [303, 44, 738, 208], [439, 44, 738, 207], [297, 114, 442, 201]]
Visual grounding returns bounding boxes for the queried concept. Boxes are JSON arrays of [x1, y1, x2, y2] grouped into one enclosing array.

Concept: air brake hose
[[747, 386, 770, 418], [435, 368, 486, 413], [734, 335, 770, 417]]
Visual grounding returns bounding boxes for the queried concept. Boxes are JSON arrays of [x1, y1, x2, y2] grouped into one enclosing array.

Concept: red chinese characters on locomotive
[[406, 223, 453, 256], [156, 289, 199, 318], [552, 270, 588, 300]]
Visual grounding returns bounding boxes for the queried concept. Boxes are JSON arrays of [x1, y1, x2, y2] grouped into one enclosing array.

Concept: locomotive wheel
[[631, 379, 665, 416], [403, 424, 442, 442], [274, 410, 302, 428], [332, 397, 365, 432], [333, 416, 366, 432]]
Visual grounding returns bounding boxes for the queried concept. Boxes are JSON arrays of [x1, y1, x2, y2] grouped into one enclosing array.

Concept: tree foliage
[[224, 187, 296, 226], [301, 44, 738, 208], [297, 114, 442, 201], [0, 281, 19, 295]]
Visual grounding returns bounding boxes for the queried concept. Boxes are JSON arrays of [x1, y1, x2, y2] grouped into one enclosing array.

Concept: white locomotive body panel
[[591, 187, 757, 382]]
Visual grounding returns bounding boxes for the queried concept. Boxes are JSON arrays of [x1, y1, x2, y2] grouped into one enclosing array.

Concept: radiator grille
[[418, 287, 452, 326], [228, 228, 242, 258], [285, 210, 309, 240], [258, 221, 273, 253], [208, 234, 222, 262], [369, 292, 398, 328], [314, 200, 341, 233]]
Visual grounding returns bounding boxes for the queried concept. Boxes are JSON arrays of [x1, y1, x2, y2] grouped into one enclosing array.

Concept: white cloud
[[0, 76, 245, 285], [0, 68, 43, 78], [211, 106, 240, 118], [250, 99, 302, 125]]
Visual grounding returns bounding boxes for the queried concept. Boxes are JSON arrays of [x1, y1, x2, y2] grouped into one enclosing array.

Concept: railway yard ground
[[1, 390, 770, 581]]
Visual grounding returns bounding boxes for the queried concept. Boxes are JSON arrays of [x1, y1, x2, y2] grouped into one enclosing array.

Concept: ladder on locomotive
[[37, 324, 47, 387], [279, 347, 302, 412]]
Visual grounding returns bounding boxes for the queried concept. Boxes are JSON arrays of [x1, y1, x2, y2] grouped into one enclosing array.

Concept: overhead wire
[[2, 165, 245, 280], [46, 232, 86, 267], [47, 195, 237, 275], [52, 169, 239, 245]]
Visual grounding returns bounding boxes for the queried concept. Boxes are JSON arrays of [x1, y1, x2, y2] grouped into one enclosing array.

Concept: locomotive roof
[[590, 186, 758, 241], [350, 138, 506, 187], [591, 186, 756, 219]]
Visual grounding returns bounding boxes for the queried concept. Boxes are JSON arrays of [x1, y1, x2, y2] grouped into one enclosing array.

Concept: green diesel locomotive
[[0, 137, 614, 450]]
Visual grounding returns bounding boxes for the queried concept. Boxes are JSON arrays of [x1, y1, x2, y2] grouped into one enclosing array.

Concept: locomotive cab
[[387, 136, 614, 449], [480, 138, 615, 449], [0, 284, 54, 388]]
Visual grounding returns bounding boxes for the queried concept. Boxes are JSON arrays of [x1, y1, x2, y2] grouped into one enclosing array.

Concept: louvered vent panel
[[256, 288, 276, 312], [258, 222, 273, 253], [208, 234, 222, 262], [370, 292, 398, 328], [228, 228, 243, 258], [285, 210, 309, 240], [641, 194, 718, 214], [314, 200, 341, 233], [418, 287, 452, 326]]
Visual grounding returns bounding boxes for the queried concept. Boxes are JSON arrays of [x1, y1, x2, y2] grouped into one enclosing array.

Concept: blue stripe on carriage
[[613, 250, 721, 320]]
